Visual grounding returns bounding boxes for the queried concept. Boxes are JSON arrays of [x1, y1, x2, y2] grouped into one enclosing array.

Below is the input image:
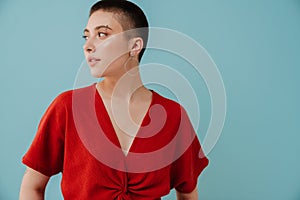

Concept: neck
[[97, 70, 146, 102]]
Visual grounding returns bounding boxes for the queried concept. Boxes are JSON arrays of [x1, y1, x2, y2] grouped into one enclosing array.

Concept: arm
[[19, 167, 50, 200], [176, 186, 198, 200]]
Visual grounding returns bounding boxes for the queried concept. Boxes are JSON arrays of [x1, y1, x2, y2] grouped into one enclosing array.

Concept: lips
[[87, 56, 101, 67]]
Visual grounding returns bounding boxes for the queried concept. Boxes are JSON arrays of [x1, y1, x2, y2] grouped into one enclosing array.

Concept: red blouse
[[22, 83, 209, 200]]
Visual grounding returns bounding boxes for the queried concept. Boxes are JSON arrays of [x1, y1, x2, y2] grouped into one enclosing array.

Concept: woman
[[19, 0, 209, 199]]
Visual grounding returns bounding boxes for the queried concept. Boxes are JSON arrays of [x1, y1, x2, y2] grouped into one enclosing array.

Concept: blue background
[[1, 0, 300, 199]]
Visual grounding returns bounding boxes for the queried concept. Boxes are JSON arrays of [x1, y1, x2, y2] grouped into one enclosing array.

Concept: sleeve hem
[[22, 156, 57, 177], [174, 156, 209, 193], [175, 180, 197, 194]]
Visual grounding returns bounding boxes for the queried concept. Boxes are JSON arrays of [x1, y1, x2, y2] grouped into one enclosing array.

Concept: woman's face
[[83, 10, 130, 78]]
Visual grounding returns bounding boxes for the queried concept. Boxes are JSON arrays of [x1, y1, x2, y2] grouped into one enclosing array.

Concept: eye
[[97, 32, 107, 38], [82, 35, 89, 40]]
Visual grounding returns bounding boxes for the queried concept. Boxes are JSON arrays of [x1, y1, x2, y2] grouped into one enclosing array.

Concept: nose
[[83, 38, 96, 53]]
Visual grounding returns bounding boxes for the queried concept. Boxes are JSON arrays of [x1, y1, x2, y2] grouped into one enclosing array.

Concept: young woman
[[19, 0, 209, 199]]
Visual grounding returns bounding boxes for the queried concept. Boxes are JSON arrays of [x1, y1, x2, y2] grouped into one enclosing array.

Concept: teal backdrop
[[1, 0, 299, 199]]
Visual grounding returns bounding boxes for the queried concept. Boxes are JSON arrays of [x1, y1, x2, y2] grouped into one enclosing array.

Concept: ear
[[128, 37, 143, 57]]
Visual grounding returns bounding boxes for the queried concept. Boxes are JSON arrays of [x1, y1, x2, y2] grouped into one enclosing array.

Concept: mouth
[[87, 56, 101, 67]]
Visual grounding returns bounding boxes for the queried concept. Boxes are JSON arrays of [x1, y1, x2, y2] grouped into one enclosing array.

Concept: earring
[[124, 53, 139, 76]]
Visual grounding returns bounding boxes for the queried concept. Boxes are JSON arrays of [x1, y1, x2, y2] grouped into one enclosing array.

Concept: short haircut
[[89, 0, 149, 61]]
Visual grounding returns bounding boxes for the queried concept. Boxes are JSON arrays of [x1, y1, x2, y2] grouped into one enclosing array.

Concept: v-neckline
[[94, 83, 155, 157]]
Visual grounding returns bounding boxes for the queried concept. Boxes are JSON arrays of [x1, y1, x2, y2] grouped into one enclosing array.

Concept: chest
[[101, 98, 152, 155]]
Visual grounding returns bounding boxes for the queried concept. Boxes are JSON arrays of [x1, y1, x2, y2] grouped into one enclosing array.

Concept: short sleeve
[[22, 93, 68, 177], [171, 107, 209, 193]]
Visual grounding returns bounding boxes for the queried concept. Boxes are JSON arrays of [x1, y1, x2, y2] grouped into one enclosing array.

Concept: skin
[[19, 10, 198, 199], [19, 168, 49, 200]]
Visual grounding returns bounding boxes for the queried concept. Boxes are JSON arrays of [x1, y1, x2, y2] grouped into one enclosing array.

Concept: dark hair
[[89, 0, 149, 61]]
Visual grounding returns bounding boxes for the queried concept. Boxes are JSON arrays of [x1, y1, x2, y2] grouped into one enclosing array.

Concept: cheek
[[96, 37, 128, 62]]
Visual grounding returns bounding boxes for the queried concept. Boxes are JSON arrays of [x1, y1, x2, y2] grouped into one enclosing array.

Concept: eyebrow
[[83, 25, 112, 33]]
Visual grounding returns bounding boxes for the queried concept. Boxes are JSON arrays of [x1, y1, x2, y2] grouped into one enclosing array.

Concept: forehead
[[85, 10, 123, 32]]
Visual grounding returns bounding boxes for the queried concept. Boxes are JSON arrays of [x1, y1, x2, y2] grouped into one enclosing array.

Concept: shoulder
[[153, 90, 180, 108], [54, 83, 96, 103], [49, 83, 96, 109], [152, 90, 188, 120]]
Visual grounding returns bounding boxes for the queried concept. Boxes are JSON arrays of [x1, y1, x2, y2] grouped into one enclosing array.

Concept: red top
[[22, 83, 209, 200]]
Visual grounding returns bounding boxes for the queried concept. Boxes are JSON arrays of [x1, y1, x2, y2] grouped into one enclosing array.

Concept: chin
[[90, 68, 104, 78]]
